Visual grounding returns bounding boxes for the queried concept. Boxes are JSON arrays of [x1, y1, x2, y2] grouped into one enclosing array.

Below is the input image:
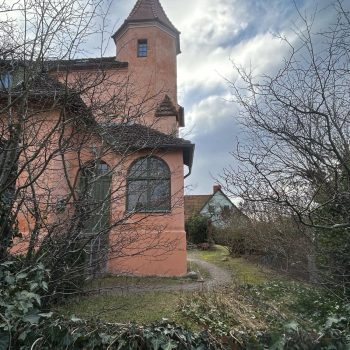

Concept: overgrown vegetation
[[222, 0, 350, 298], [0, 259, 222, 349], [180, 249, 350, 349], [185, 215, 210, 244]]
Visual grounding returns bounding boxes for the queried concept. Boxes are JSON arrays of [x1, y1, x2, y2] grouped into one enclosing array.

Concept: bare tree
[[223, 1, 350, 230], [222, 1, 350, 293], [0, 0, 189, 301]]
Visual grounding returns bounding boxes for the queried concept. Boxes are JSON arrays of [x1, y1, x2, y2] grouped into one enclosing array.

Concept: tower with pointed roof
[[9, 0, 193, 278], [112, 0, 183, 135]]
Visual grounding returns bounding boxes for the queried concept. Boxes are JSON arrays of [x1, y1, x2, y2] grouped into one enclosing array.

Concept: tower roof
[[112, 0, 181, 54]]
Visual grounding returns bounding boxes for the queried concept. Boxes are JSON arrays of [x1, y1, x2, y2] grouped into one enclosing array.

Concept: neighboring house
[[185, 185, 238, 227], [1, 0, 194, 277]]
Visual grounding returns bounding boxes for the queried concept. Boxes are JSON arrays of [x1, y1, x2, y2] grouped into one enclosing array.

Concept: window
[[137, 39, 148, 57], [127, 157, 171, 212], [0, 72, 12, 90]]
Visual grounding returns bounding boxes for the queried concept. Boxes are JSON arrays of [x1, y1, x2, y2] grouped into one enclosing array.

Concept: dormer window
[[137, 39, 148, 57]]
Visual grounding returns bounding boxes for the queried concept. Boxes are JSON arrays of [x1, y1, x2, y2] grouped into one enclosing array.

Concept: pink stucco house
[[5, 0, 194, 277]]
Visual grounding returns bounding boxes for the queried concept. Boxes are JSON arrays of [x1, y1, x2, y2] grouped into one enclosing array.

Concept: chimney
[[213, 185, 221, 194]]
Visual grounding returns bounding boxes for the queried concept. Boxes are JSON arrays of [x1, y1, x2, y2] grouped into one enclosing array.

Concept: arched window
[[127, 157, 171, 212]]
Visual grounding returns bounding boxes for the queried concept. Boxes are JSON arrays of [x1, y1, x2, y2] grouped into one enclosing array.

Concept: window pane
[[127, 157, 171, 212], [0, 73, 12, 90], [98, 163, 110, 175], [149, 158, 169, 177], [138, 40, 148, 57], [129, 158, 148, 178], [149, 180, 170, 210], [128, 180, 148, 211]]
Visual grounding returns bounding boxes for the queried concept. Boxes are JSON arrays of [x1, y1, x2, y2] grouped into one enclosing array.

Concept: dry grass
[[191, 245, 277, 284]]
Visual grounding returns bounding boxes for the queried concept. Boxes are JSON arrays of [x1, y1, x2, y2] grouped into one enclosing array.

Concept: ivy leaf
[[23, 311, 40, 324], [162, 340, 178, 350], [285, 321, 299, 332], [151, 338, 161, 350], [0, 330, 9, 350], [16, 272, 28, 280], [117, 339, 126, 350], [70, 315, 82, 323]]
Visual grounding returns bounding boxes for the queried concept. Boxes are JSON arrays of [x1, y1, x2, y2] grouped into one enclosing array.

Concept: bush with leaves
[[13, 318, 222, 350], [0, 258, 222, 349], [185, 215, 209, 244], [213, 213, 250, 257], [0, 259, 51, 350]]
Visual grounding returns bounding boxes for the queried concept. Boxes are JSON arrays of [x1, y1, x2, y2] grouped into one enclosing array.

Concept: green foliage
[[0, 189, 19, 259], [15, 318, 222, 350], [212, 213, 250, 257], [185, 215, 209, 244], [0, 258, 221, 349], [0, 259, 50, 350], [317, 228, 350, 297], [38, 235, 87, 304]]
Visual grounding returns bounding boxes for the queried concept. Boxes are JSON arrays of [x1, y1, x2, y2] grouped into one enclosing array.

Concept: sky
[[46, 0, 350, 195]]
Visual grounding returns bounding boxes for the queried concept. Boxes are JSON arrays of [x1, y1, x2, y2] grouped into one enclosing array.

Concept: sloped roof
[[0, 73, 91, 118], [112, 0, 181, 54], [184, 195, 212, 221], [98, 123, 194, 168], [47, 57, 128, 72], [127, 0, 179, 34], [155, 95, 178, 117]]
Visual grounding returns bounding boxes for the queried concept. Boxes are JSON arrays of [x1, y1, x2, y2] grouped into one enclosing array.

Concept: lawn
[[85, 274, 185, 292], [190, 245, 275, 284], [58, 245, 348, 344], [59, 246, 276, 325], [59, 291, 186, 325]]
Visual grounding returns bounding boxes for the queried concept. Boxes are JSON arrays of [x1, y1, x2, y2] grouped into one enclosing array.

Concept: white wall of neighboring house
[[200, 191, 235, 227]]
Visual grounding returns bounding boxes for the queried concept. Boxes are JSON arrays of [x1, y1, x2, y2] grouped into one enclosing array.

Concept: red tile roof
[[99, 123, 194, 169], [184, 195, 212, 221], [127, 0, 179, 34], [112, 0, 181, 54]]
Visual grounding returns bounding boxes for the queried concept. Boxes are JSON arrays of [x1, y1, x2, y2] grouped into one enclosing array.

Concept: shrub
[[185, 215, 209, 244], [0, 258, 50, 350], [213, 213, 251, 257], [213, 228, 246, 257]]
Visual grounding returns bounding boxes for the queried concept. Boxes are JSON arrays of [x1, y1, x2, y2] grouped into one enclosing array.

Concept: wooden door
[[80, 162, 112, 277]]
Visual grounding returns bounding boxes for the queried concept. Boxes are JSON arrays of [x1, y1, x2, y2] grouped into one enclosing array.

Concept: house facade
[[185, 185, 237, 227], [3, 0, 194, 277]]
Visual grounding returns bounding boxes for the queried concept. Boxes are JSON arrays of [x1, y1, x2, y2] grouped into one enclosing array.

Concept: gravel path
[[87, 255, 232, 295], [187, 256, 232, 288]]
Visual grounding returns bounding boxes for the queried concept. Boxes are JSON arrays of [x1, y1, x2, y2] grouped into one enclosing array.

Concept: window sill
[[126, 210, 171, 215]]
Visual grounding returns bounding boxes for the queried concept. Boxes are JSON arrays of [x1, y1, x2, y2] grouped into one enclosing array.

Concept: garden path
[[87, 253, 232, 295]]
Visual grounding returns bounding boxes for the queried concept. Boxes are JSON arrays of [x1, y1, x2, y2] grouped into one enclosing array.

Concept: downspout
[[184, 166, 192, 179]]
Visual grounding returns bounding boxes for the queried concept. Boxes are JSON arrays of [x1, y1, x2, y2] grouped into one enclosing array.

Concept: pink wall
[[12, 15, 188, 277]]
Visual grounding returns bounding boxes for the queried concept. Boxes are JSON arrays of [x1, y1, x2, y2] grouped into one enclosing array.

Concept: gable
[[200, 191, 235, 217]]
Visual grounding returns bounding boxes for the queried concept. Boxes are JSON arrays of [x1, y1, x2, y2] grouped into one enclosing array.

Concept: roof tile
[[155, 95, 178, 117], [127, 0, 179, 34]]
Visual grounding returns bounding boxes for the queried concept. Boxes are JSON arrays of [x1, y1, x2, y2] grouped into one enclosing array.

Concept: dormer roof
[[155, 95, 178, 117], [112, 0, 181, 54]]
